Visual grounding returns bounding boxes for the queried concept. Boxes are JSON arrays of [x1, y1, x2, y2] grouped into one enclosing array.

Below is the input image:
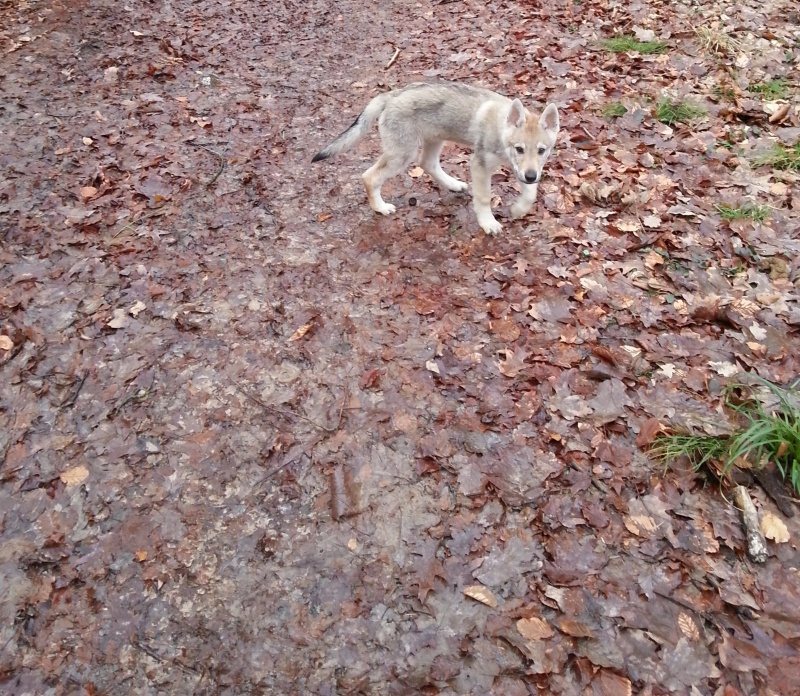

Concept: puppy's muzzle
[[524, 170, 539, 184]]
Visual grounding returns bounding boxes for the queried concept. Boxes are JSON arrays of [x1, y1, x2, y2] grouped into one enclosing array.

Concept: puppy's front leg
[[471, 155, 502, 235], [510, 182, 538, 220]]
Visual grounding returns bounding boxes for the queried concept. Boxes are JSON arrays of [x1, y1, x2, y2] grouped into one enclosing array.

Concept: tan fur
[[312, 82, 559, 235]]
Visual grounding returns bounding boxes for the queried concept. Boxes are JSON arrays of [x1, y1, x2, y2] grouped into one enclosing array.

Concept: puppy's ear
[[507, 99, 526, 128], [539, 103, 559, 135]]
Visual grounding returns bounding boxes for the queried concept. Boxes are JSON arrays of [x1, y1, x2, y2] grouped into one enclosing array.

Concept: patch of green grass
[[715, 203, 771, 223], [713, 86, 736, 102], [753, 141, 800, 171], [651, 377, 800, 494], [750, 78, 789, 100], [655, 98, 706, 125], [601, 36, 669, 55], [602, 102, 628, 118]]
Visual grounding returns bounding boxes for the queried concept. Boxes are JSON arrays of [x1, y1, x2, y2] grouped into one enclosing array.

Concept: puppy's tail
[[312, 93, 389, 163]]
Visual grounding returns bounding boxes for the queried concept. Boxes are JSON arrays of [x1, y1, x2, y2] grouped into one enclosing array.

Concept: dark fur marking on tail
[[311, 113, 363, 163]]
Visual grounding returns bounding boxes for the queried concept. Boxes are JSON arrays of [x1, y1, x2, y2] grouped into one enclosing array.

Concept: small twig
[[732, 485, 768, 563], [190, 142, 226, 187], [653, 589, 704, 617], [44, 100, 62, 123], [110, 208, 168, 238], [132, 639, 198, 675], [385, 46, 401, 70], [232, 380, 345, 433], [60, 372, 88, 409], [626, 232, 664, 253]]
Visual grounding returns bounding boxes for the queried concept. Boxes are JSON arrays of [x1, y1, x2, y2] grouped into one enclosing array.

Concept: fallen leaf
[[288, 323, 313, 342], [491, 317, 520, 342], [768, 104, 790, 124], [497, 348, 529, 377], [624, 514, 658, 536], [516, 617, 554, 641], [594, 672, 632, 696], [678, 612, 701, 641], [709, 361, 739, 377], [60, 465, 89, 487], [0, 335, 13, 351], [129, 300, 146, 317], [463, 585, 498, 608], [316, 212, 333, 222], [408, 166, 424, 178], [135, 550, 148, 562], [760, 512, 789, 543], [82, 137, 93, 146], [107, 308, 129, 329], [80, 186, 98, 200], [556, 619, 596, 638], [635, 418, 664, 447]]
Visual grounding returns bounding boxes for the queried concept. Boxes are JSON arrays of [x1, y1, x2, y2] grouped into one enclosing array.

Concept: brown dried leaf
[[760, 512, 789, 543], [60, 465, 89, 487], [593, 671, 632, 696], [288, 323, 314, 342], [769, 104, 791, 124], [624, 514, 658, 536], [491, 316, 521, 342], [516, 617, 554, 641], [463, 585, 498, 608], [678, 612, 701, 641], [497, 348, 529, 377], [636, 418, 664, 448], [556, 619, 596, 638]]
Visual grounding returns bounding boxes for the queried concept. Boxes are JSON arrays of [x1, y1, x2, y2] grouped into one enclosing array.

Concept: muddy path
[[2, 0, 800, 693]]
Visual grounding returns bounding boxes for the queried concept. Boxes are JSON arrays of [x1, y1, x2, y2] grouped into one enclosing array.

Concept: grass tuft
[[602, 102, 628, 118], [601, 36, 669, 55], [651, 377, 800, 495], [695, 25, 742, 55], [715, 203, 771, 223], [750, 78, 789, 100], [753, 142, 800, 171], [655, 98, 706, 125], [713, 85, 736, 102]]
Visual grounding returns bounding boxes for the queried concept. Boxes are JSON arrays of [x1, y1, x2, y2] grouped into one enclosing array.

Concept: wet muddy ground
[[2, 0, 800, 693]]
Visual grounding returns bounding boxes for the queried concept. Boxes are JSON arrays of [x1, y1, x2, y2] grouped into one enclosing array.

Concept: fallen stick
[[732, 486, 768, 563], [386, 46, 400, 70]]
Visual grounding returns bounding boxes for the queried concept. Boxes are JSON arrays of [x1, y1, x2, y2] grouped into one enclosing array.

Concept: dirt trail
[[2, 0, 800, 693]]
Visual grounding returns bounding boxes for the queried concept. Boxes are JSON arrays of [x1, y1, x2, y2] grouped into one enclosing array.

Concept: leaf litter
[[1, 0, 800, 693]]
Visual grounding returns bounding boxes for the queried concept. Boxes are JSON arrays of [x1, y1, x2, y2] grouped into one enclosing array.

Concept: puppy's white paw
[[445, 178, 469, 193], [375, 202, 396, 216], [479, 217, 503, 236], [510, 201, 531, 220]]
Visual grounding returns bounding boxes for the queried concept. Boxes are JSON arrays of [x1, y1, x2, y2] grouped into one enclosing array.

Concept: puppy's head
[[504, 101, 559, 186]]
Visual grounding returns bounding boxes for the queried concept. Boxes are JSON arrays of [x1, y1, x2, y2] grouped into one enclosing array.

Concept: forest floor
[[2, 0, 800, 693]]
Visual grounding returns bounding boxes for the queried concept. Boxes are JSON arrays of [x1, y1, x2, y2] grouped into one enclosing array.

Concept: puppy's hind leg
[[362, 137, 415, 215], [420, 140, 468, 193]]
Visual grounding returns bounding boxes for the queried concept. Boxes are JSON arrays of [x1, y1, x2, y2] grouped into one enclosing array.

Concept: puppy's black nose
[[524, 170, 538, 184]]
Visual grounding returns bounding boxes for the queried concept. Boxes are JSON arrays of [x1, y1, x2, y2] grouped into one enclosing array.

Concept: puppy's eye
[[515, 145, 525, 154], [538, 146, 547, 155]]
